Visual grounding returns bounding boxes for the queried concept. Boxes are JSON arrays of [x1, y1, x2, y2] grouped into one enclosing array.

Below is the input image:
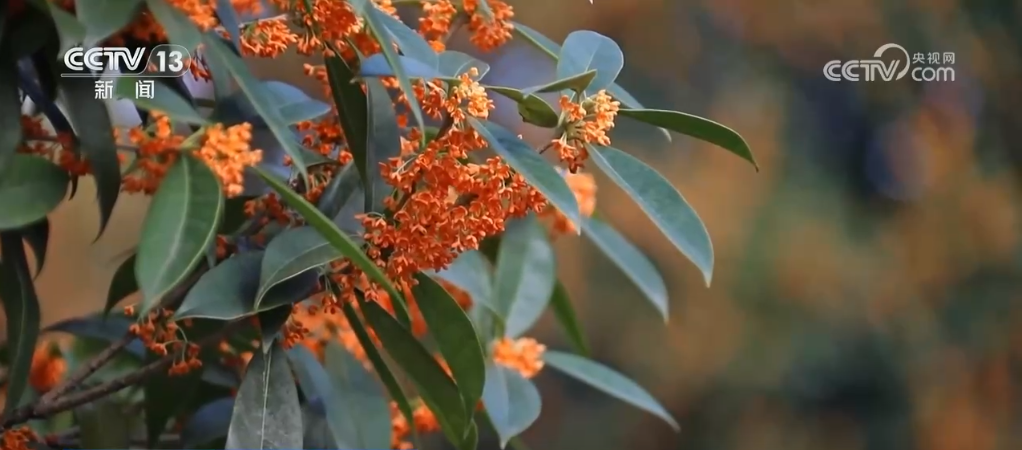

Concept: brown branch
[[1, 318, 247, 428], [35, 266, 210, 405]]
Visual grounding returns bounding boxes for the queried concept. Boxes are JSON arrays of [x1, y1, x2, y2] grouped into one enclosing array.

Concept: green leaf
[[105, 254, 138, 315], [215, 0, 242, 51], [544, 351, 679, 431], [219, 195, 256, 235], [144, 355, 202, 446], [338, 299, 419, 446], [0, 52, 21, 175], [0, 155, 68, 231], [135, 153, 224, 314], [58, 77, 121, 238], [365, 78, 401, 213], [360, 53, 444, 79], [196, 35, 310, 178], [42, 3, 86, 54], [511, 22, 670, 141], [617, 109, 758, 170], [261, 81, 331, 125], [257, 305, 294, 348], [144, 0, 201, 49], [75, 400, 131, 449], [588, 145, 713, 286], [316, 163, 362, 219], [350, 0, 426, 147], [582, 216, 669, 319], [428, 250, 495, 313], [225, 341, 303, 449], [522, 70, 597, 95], [256, 226, 341, 309], [181, 398, 234, 448], [438, 51, 490, 79], [0, 232, 41, 416], [175, 250, 317, 320], [413, 273, 487, 411], [548, 281, 589, 356], [482, 363, 541, 447], [324, 344, 392, 449], [76, 0, 144, 47], [360, 299, 472, 443], [373, 10, 438, 68], [114, 77, 208, 125], [467, 119, 580, 229], [485, 86, 559, 128], [22, 218, 49, 278], [249, 165, 412, 326], [493, 217, 556, 337], [324, 56, 369, 194], [556, 30, 624, 93]]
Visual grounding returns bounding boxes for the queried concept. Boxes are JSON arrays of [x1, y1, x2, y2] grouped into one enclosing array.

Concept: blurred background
[[9, 0, 1022, 449]]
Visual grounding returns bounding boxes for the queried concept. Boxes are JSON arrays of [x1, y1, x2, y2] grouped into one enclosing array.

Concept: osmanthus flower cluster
[[0, 0, 756, 449]]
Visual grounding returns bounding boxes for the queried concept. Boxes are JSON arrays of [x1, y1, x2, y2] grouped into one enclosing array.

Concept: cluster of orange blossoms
[[0, 0, 621, 447]]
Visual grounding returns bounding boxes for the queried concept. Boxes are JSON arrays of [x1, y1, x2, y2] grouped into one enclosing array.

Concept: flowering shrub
[[0, 0, 756, 449]]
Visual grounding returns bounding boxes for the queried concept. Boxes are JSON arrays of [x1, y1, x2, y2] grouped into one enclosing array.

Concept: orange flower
[[0, 427, 37, 450], [29, 343, 66, 393], [462, 0, 516, 51], [542, 170, 597, 235], [492, 337, 547, 378], [551, 90, 621, 172], [194, 122, 263, 198]]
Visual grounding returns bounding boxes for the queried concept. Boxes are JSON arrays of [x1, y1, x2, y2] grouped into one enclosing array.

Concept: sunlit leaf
[[0, 155, 68, 231], [225, 341, 303, 449], [589, 145, 713, 286], [482, 363, 541, 447], [582, 216, 669, 319], [485, 86, 559, 128], [136, 154, 223, 314], [617, 109, 758, 170], [544, 351, 679, 431], [494, 217, 556, 337], [256, 226, 341, 309]]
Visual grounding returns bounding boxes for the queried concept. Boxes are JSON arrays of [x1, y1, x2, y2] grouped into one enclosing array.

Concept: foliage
[[0, 0, 754, 449]]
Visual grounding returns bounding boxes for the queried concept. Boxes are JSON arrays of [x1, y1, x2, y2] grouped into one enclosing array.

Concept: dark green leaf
[[582, 216, 669, 318], [556, 30, 624, 93], [338, 299, 419, 445], [145, 0, 201, 49], [261, 81, 330, 125], [617, 109, 758, 170], [365, 78, 400, 213], [198, 34, 310, 178], [413, 273, 487, 411], [360, 299, 472, 442], [42, 3, 85, 54], [316, 163, 361, 219], [485, 86, 559, 128], [105, 254, 138, 315], [256, 226, 341, 309], [427, 250, 495, 313], [76, 0, 144, 47], [324, 344, 391, 449], [0, 232, 41, 416], [22, 218, 49, 278], [279, 98, 331, 124], [522, 70, 597, 95], [175, 250, 317, 320], [181, 398, 234, 448], [0, 155, 69, 231], [58, 77, 121, 238], [482, 363, 541, 447], [350, 0, 426, 147], [219, 195, 256, 235], [493, 217, 556, 337], [0, 52, 21, 174], [76, 400, 131, 449], [438, 51, 490, 79], [145, 355, 202, 446], [589, 145, 712, 285], [510, 22, 670, 140], [544, 351, 679, 431], [324, 57, 369, 196], [44, 314, 135, 345], [548, 281, 589, 356], [225, 341, 303, 449], [257, 305, 293, 347], [136, 154, 224, 314], [215, 0, 243, 51], [114, 77, 207, 125], [250, 165, 411, 325], [467, 119, 580, 228]]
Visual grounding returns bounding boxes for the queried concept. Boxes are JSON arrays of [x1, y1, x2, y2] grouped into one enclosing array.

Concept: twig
[[35, 267, 210, 405], [1, 319, 247, 428]]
